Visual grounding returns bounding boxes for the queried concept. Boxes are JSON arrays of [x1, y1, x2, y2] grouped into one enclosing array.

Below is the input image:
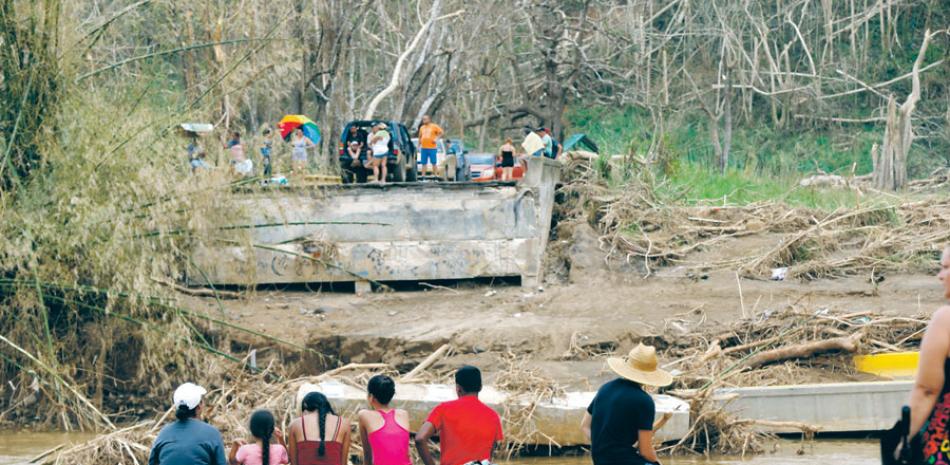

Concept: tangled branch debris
[[494, 352, 566, 457], [647, 306, 927, 455], [557, 154, 949, 280]]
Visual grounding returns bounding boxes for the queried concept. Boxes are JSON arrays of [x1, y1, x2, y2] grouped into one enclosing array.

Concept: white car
[[412, 137, 448, 174]]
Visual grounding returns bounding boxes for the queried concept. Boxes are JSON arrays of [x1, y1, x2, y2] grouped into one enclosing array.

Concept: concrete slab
[[196, 239, 534, 284], [716, 381, 911, 432], [305, 380, 690, 445], [190, 158, 561, 288]]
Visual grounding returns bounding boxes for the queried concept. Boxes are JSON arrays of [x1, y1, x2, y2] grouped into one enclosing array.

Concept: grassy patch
[[658, 163, 876, 211], [566, 106, 892, 178]]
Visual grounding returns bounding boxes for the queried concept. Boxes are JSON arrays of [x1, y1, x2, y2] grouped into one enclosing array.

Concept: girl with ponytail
[[288, 392, 350, 465], [229, 409, 289, 465]]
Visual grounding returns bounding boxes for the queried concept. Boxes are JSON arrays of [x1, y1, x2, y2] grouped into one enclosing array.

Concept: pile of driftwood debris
[[648, 305, 926, 456], [557, 151, 949, 280]]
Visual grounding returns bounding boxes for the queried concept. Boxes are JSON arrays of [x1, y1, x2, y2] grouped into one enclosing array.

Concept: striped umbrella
[[278, 115, 321, 144]]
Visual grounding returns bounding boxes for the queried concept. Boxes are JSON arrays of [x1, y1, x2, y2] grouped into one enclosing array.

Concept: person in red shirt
[[415, 366, 503, 465]]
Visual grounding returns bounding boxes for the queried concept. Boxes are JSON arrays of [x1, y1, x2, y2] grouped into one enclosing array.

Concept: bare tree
[[363, 1, 462, 120], [873, 30, 936, 191]]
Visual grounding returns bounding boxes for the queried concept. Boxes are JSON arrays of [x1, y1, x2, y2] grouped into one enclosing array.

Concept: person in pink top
[[229, 410, 289, 465], [358, 375, 411, 465]]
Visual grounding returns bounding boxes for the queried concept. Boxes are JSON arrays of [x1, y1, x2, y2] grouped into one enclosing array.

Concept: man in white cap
[[148, 382, 227, 465], [581, 344, 674, 465]]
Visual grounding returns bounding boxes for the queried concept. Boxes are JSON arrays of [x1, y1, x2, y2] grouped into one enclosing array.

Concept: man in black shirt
[[345, 124, 369, 154], [582, 344, 674, 465]]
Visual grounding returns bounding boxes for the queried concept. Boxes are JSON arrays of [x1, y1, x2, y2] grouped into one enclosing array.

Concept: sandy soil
[[186, 229, 942, 390]]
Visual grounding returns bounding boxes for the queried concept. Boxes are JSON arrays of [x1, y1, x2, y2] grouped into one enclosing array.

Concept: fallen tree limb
[[733, 419, 821, 435], [151, 277, 241, 299], [401, 344, 452, 382], [319, 363, 390, 379], [743, 332, 864, 369], [418, 282, 460, 294]]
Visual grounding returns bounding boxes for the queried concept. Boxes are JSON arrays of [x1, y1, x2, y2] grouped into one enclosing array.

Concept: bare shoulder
[[287, 417, 301, 435], [932, 306, 950, 325], [357, 409, 378, 424]]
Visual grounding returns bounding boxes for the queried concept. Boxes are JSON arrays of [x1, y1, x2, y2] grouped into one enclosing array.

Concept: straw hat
[[607, 344, 673, 387]]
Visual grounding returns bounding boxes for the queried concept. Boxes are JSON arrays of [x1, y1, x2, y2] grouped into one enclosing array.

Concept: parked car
[[468, 151, 524, 182], [412, 137, 470, 181], [467, 152, 497, 182], [339, 120, 417, 183], [412, 137, 447, 175]]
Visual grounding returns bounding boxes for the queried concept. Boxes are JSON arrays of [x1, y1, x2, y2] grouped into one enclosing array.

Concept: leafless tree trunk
[[873, 30, 934, 191], [362, 1, 461, 120], [719, 69, 733, 174]]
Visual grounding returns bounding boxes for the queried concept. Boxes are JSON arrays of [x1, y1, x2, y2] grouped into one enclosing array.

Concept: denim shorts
[[420, 148, 438, 165]]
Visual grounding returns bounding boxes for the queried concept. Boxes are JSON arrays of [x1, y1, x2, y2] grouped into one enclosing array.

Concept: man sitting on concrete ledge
[[415, 366, 504, 465]]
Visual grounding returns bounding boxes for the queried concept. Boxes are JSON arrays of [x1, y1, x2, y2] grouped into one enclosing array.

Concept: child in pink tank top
[[229, 410, 289, 465], [358, 375, 412, 465]]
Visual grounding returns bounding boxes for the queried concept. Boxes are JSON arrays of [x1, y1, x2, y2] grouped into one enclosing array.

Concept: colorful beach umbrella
[[278, 115, 321, 144]]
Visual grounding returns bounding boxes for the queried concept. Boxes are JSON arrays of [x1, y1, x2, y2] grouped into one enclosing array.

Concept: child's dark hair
[[367, 375, 396, 405], [232, 131, 241, 140], [302, 392, 336, 457], [263, 128, 272, 135], [250, 410, 275, 465], [175, 404, 198, 421]]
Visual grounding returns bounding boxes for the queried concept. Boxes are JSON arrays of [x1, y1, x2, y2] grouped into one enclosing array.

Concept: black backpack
[[881, 406, 923, 465]]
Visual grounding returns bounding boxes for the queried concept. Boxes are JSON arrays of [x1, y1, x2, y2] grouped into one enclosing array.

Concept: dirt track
[[188, 241, 943, 390]]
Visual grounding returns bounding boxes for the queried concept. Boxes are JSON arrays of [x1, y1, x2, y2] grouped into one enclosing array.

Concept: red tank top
[[296, 415, 344, 465]]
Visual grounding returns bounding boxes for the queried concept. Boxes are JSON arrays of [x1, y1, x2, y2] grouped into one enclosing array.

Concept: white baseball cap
[[173, 382, 207, 410]]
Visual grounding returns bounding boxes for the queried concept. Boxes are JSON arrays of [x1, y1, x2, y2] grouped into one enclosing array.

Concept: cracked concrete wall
[[191, 158, 561, 287]]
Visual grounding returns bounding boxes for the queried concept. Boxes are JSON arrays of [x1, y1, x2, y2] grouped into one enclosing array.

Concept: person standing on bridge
[[906, 246, 950, 463], [369, 124, 391, 183], [581, 344, 674, 465], [291, 128, 316, 174], [227, 131, 253, 177], [417, 115, 444, 177], [416, 366, 503, 465], [497, 138, 516, 181], [260, 129, 275, 177]]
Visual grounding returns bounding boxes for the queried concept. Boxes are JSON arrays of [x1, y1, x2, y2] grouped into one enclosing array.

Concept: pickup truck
[[339, 120, 418, 183]]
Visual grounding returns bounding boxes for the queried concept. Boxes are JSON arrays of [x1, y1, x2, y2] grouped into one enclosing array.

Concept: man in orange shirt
[[417, 115, 444, 177]]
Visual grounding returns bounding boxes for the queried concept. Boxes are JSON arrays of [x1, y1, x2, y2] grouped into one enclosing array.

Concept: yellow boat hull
[[853, 351, 919, 378]]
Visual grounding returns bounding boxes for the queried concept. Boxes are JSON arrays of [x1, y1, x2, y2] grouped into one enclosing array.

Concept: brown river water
[[0, 434, 877, 465]]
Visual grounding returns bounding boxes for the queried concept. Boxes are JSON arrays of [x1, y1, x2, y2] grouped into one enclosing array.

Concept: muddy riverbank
[[0, 434, 877, 465]]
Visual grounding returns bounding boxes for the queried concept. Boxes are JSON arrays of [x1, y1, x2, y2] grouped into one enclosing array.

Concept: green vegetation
[[567, 105, 888, 177], [566, 104, 943, 210], [659, 164, 871, 211]]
